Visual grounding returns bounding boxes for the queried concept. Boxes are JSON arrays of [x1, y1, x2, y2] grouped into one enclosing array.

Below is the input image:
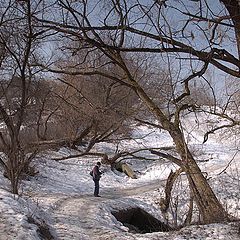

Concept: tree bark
[[160, 168, 183, 213], [172, 132, 229, 223], [221, 0, 240, 59]]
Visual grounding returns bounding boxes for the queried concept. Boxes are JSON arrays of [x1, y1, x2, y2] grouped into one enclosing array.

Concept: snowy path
[[40, 179, 165, 240]]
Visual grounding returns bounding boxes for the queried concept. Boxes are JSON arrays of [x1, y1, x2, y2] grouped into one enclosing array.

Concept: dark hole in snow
[[112, 207, 172, 234], [27, 216, 54, 240]]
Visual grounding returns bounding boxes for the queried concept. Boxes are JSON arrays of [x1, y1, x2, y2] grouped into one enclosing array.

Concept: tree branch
[[150, 150, 183, 166]]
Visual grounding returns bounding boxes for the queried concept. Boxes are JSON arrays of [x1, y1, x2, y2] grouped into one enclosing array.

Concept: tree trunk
[[7, 152, 20, 195], [172, 131, 229, 223], [221, 0, 240, 59], [135, 85, 229, 223], [186, 159, 228, 223], [6, 136, 24, 195], [160, 168, 183, 213]]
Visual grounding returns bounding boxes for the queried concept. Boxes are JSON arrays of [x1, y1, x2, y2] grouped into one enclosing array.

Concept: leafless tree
[[33, 0, 240, 223], [0, 0, 51, 194], [0, 0, 140, 195], [50, 73, 138, 151]]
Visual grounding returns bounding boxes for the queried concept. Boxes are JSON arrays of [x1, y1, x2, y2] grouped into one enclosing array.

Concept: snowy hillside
[[0, 113, 239, 240]]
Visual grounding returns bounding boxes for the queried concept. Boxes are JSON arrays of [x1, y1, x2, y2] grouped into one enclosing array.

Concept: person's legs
[[94, 180, 100, 196]]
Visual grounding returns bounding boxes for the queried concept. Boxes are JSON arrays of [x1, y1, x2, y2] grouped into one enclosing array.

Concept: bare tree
[[0, 0, 140, 195], [0, 0, 50, 194], [52, 65, 139, 150], [32, 0, 240, 223]]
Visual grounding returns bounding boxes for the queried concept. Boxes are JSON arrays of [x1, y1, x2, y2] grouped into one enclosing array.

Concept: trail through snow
[[33, 179, 165, 240], [1, 120, 240, 240]]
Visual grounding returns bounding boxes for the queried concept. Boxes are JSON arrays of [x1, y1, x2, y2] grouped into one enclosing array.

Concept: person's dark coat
[[92, 165, 102, 181], [92, 164, 102, 197]]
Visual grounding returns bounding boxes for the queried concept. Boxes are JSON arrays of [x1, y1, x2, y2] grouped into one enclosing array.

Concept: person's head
[[96, 162, 101, 167]]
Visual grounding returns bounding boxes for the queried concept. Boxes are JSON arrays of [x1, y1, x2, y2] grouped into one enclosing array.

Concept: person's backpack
[[89, 170, 93, 176]]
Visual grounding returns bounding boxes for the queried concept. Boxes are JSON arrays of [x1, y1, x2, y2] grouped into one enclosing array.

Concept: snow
[[0, 113, 240, 239]]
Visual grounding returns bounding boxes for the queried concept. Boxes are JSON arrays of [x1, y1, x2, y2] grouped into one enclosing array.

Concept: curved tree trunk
[[171, 130, 229, 223], [160, 168, 183, 213], [135, 85, 229, 223]]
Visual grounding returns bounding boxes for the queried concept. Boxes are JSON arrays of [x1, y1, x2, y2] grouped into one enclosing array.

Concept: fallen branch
[[52, 147, 176, 162], [52, 152, 108, 161]]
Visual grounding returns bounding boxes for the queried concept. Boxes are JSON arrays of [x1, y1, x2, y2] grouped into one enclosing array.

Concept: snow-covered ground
[[0, 114, 240, 240]]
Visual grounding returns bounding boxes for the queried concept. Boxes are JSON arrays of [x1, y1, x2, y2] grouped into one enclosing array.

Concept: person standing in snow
[[92, 162, 102, 197]]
